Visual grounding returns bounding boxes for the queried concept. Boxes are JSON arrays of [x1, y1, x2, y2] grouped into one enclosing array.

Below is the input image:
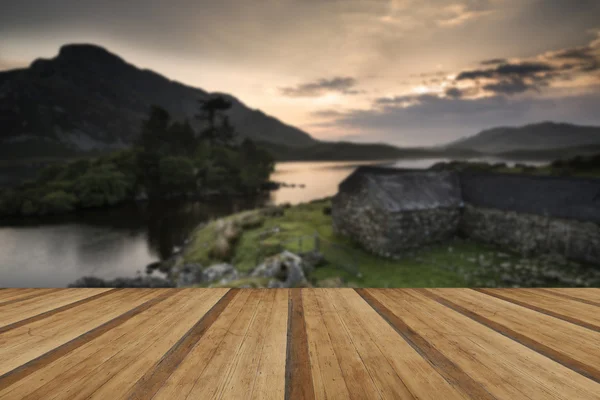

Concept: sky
[[1, 0, 600, 146]]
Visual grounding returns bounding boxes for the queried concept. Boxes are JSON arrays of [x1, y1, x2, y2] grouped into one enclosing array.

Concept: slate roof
[[340, 167, 463, 212]]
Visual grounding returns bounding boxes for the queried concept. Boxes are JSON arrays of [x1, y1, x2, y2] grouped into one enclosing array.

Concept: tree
[[74, 164, 131, 208], [196, 96, 233, 144], [158, 156, 196, 195]]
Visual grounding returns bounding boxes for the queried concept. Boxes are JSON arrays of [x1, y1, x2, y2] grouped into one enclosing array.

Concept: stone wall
[[459, 172, 600, 223], [460, 204, 600, 265], [332, 184, 460, 257]]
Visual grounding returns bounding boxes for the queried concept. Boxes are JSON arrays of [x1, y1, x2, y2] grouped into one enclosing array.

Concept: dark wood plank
[[285, 289, 316, 400], [125, 288, 239, 400], [355, 288, 496, 400]]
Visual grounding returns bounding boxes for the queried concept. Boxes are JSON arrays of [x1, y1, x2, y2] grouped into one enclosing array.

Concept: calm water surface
[[0, 158, 543, 287]]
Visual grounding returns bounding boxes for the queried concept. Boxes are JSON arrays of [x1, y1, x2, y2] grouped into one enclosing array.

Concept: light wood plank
[[218, 290, 281, 399], [0, 289, 187, 399], [0, 289, 162, 375], [0, 288, 114, 327], [371, 289, 600, 400], [0, 289, 58, 304], [48, 289, 228, 400], [249, 289, 288, 400], [151, 290, 253, 399], [542, 288, 600, 303], [304, 289, 352, 400], [426, 288, 600, 381], [478, 288, 600, 331], [169, 289, 264, 400]]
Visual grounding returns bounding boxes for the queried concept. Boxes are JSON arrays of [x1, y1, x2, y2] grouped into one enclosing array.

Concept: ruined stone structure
[[332, 167, 600, 264], [332, 168, 463, 258]]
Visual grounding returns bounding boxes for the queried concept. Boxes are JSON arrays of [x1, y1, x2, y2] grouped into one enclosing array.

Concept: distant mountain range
[[1, 44, 600, 164], [0, 44, 315, 160], [444, 122, 600, 154]]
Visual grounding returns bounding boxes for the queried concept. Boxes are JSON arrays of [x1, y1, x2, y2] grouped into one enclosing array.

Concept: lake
[[0, 158, 543, 287]]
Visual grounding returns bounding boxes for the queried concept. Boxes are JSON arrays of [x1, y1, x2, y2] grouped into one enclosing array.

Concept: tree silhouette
[[196, 96, 233, 144]]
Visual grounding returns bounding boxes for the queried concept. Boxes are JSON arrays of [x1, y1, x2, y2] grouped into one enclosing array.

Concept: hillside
[[445, 122, 600, 153], [256, 141, 483, 161], [0, 44, 316, 160]]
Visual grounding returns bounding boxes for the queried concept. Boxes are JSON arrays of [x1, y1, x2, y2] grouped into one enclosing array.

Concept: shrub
[[210, 236, 233, 260], [40, 191, 78, 214], [74, 164, 131, 208], [21, 200, 39, 216], [0, 190, 23, 216], [158, 156, 196, 194]]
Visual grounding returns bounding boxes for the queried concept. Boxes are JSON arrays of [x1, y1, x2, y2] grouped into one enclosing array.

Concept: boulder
[[176, 263, 203, 287], [202, 263, 238, 284], [251, 250, 308, 288]]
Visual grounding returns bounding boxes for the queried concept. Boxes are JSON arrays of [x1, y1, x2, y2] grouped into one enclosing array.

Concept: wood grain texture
[[368, 289, 600, 400], [476, 288, 600, 332], [285, 289, 315, 400], [536, 288, 600, 307], [421, 288, 600, 383], [0, 288, 599, 400]]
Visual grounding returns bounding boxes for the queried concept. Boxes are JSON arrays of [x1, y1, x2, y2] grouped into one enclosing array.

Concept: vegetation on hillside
[[179, 199, 600, 288], [0, 97, 275, 218], [430, 153, 600, 177]]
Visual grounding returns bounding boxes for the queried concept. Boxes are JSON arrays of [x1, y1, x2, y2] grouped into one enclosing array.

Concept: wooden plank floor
[[0, 288, 599, 399]]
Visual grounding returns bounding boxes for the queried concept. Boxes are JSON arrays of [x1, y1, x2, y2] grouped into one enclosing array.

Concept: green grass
[[181, 198, 531, 287]]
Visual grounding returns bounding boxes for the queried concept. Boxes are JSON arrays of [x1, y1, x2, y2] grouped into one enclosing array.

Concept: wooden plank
[[160, 289, 265, 400], [249, 289, 288, 400], [356, 289, 493, 400], [0, 289, 118, 334], [313, 289, 383, 400], [422, 288, 600, 383], [0, 289, 61, 305], [368, 289, 600, 400], [0, 289, 39, 302], [0, 289, 163, 375], [537, 288, 600, 307], [218, 290, 281, 399], [40, 289, 229, 400], [0, 288, 116, 329], [151, 290, 253, 399], [477, 288, 600, 332], [285, 289, 315, 400], [125, 288, 236, 400], [0, 289, 175, 393], [303, 289, 352, 400], [0, 288, 183, 398], [331, 289, 469, 399]]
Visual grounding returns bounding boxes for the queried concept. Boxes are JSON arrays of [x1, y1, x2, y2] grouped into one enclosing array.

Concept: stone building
[[332, 167, 463, 258], [332, 167, 600, 264]]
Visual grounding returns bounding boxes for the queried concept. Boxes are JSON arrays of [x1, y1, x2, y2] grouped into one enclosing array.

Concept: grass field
[[179, 198, 593, 288]]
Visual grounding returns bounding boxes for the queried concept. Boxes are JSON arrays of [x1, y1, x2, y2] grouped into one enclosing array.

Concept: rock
[[68, 276, 174, 288], [202, 263, 238, 284], [317, 277, 345, 288], [300, 251, 325, 274], [176, 263, 203, 287], [251, 250, 308, 288]]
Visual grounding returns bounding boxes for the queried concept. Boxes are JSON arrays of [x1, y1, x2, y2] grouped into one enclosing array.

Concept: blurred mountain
[[0, 43, 316, 159]]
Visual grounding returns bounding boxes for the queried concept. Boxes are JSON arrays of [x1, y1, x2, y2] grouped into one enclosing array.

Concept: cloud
[[313, 90, 600, 146], [456, 62, 555, 80], [280, 76, 362, 97], [480, 58, 507, 65]]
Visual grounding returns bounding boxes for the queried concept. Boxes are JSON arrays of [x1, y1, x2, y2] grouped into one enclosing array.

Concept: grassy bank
[[179, 198, 600, 288]]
